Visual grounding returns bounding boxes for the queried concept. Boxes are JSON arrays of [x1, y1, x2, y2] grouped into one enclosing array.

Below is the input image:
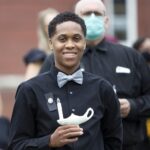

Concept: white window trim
[[105, 0, 138, 46], [125, 0, 138, 46]]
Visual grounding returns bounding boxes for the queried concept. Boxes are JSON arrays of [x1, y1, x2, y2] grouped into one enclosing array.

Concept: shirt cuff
[[36, 134, 51, 149], [127, 98, 138, 119]]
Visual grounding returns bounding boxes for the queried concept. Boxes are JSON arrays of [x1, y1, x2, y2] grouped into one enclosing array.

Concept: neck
[[55, 64, 80, 75], [86, 37, 104, 46]]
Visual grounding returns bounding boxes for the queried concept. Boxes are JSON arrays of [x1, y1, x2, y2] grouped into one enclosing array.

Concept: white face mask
[[56, 98, 94, 125], [83, 13, 105, 40]]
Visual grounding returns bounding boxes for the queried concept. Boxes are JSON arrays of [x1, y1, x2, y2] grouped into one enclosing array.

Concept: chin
[[65, 64, 77, 68], [64, 59, 78, 66], [64, 62, 79, 69]]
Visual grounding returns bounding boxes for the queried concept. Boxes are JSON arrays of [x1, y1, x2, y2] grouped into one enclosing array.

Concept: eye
[[83, 11, 105, 17], [58, 35, 66, 42], [83, 11, 92, 16], [94, 12, 104, 16], [73, 35, 82, 42]]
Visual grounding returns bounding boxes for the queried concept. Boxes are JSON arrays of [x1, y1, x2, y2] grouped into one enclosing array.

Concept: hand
[[49, 125, 83, 148], [119, 98, 131, 118]]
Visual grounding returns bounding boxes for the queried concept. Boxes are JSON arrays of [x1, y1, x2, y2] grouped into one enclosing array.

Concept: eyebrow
[[82, 10, 105, 16]]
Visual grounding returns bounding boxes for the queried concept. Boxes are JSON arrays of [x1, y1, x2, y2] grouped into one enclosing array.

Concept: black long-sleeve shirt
[[8, 66, 122, 150], [40, 40, 150, 146]]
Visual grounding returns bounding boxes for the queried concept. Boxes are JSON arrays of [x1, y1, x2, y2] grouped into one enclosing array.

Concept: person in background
[[0, 94, 10, 149], [8, 12, 122, 150], [133, 37, 150, 66], [23, 48, 47, 80], [133, 37, 150, 150], [38, 8, 59, 54], [40, 0, 150, 150]]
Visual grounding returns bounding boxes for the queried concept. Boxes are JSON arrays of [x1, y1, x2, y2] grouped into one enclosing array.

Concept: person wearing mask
[[8, 12, 122, 150], [40, 0, 150, 150]]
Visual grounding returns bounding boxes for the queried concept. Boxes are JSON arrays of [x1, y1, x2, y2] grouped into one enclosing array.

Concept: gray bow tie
[[57, 69, 83, 88]]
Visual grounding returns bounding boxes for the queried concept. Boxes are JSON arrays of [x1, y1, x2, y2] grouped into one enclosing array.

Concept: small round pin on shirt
[[48, 98, 53, 104]]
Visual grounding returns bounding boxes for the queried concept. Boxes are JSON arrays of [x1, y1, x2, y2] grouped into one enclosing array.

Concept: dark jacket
[[8, 66, 122, 150], [40, 40, 150, 146]]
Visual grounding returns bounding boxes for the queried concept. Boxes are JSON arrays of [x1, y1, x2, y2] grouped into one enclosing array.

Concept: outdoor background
[[0, 0, 150, 119]]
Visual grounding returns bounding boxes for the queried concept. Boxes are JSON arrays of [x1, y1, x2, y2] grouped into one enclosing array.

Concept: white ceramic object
[[56, 98, 94, 125]]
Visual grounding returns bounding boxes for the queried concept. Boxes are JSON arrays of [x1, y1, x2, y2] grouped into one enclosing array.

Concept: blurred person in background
[[38, 8, 59, 54], [23, 8, 58, 80], [105, 35, 119, 43], [0, 94, 10, 149], [133, 37, 150, 66], [23, 48, 47, 80], [40, 0, 150, 150], [133, 37, 150, 150]]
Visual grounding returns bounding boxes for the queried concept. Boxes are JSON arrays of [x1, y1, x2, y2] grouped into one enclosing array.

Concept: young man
[[40, 1, 150, 150], [8, 12, 122, 150]]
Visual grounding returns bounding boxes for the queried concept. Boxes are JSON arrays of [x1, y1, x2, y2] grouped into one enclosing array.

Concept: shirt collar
[[50, 64, 82, 77], [84, 39, 108, 53], [49, 65, 59, 80]]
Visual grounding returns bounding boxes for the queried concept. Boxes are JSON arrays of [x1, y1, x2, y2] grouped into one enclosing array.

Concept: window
[[114, 0, 126, 40], [105, 0, 138, 46]]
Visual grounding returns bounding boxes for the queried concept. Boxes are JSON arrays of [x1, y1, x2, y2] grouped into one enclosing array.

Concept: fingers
[[60, 137, 78, 145], [57, 125, 83, 144], [50, 125, 84, 148], [119, 99, 131, 118], [58, 124, 81, 130], [58, 125, 83, 138]]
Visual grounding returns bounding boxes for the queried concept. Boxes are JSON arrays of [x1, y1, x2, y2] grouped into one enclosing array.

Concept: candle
[[57, 98, 64, 119]]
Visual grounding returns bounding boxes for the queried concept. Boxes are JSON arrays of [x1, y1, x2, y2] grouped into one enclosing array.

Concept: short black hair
[[48, 11, 86, 38], [133, 37, 146, 50]]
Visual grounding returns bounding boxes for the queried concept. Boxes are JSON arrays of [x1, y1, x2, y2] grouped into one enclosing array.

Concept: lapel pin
[[48, 97, 53, 104]]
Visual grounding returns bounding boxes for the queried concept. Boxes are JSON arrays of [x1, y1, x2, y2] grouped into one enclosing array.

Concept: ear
[[48, 39, 53, 51], [83, 44, 86, 50], [104, 16, 109, 30]]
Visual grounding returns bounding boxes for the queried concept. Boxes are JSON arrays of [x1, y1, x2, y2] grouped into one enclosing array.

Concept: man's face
[[50, 21, 86, 73], [76, 0, 106, 17], [75, 1, 109, 43], [78, 3, 106, 18]]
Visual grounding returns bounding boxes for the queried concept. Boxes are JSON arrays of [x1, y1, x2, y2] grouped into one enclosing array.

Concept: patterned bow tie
[[57, 69, 83, 88]]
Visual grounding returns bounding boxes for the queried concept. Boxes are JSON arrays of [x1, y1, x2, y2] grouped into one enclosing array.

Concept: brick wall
[[0, 0, 78, 74], [0, 0, 78, 119], [138, 0, 150, 37]]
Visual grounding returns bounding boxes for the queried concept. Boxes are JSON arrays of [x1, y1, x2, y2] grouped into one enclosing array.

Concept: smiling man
[[8, 12, 122, 150]]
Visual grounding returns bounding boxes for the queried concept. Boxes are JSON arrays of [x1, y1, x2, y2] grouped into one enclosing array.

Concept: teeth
[[63, 52, 76, 54], [64, 53, 75, 55]]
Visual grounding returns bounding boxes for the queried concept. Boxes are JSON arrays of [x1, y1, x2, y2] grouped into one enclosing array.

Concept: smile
[[62, 52, 78, 58], [63, 51, 77, 55]]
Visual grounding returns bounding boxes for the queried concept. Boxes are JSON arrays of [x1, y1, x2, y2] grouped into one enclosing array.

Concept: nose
[[65, 40, 75, 49], [90, 13, 96, 18]]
